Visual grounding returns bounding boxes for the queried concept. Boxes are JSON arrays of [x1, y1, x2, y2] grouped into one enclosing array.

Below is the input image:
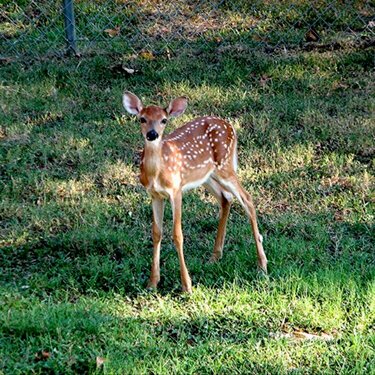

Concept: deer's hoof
[[257, 265, 268, 277], [182, 282, 192, 294], [147, 280, 159, 290], [208, 253, 222, 263]]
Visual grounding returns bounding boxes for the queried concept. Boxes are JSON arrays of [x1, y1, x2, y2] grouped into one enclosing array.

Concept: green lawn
[[1, 12, 374, 374]]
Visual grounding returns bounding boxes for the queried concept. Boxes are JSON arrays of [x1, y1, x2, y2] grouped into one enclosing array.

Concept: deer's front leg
[[171, 191, 192, 293], [148, 196, 165, 289]]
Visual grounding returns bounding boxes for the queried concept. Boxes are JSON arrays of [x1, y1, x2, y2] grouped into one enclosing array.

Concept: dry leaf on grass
[[96, 356, 106, 368], [139, 50, 155, 60], [320, 176, 353, 189], [332, 81, 349, 90], [104, 26, 120, 37], [305, 28, 320, 42], [259, 74, 271, 87], [253, 34, 264, 42], [269, 329, 335, 341], [2, 133, 30, 144], [109, 64, 139, 75], [0, 57, 15, 65], [35, 351, 51, 362]]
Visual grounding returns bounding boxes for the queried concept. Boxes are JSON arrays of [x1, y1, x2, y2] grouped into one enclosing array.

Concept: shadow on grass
[[1, 292, 337, 373], [3, 252, 373, 373], [1, 199, 373, 297]]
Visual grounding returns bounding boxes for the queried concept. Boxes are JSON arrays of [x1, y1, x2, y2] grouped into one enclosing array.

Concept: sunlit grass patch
[[0, 22, 374, 374]]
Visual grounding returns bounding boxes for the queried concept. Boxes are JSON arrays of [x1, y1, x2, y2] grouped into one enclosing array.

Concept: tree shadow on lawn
[[2, 292, 348, 374], [1, 196, 373, 297], [1, 212, 374, 373]]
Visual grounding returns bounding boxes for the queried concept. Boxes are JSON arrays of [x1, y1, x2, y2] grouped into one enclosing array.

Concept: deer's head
[[122, 92, 188, 143]]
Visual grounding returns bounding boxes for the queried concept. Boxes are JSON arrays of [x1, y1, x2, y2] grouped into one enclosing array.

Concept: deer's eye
[[140, 117, 147, 123], [161, 118, 167, 124]]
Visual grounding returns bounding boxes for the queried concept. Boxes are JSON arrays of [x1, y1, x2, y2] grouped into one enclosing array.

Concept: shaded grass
[[0, 36, 374, 374], [2, 0, 374, 58]]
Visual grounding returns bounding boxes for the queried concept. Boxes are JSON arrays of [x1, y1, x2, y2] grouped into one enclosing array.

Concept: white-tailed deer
[[123, 92, 267, 293]]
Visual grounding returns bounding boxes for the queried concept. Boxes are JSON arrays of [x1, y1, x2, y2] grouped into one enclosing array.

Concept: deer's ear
[[166, 96, 188, 118], [123, 91, 143, 115]]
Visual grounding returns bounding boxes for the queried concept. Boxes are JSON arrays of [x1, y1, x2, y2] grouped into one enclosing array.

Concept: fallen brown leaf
[[269, 330, 334, 341], [320, 176, 353, 189], [2, 133, 30, 144], [253, 34, 264, 42], [0, 57, 15, 65], [334, 209, 349, 222], [293, 329, 334, 341], [305, 28, 320, 42], [35, 350, 51, 362], [104, 26, 120, 37], [139, 50, 155, 60], [259, 74, 271, 87], [96, 356, 106, 368], [109, 64, 139, 75], [332, 81, 349, 90]]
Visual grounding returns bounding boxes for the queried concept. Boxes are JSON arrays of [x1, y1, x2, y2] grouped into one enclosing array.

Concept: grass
[[2, 0, 374, 58], [1, 6, 375, 373]]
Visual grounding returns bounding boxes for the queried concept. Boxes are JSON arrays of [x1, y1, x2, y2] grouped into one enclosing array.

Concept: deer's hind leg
[[204, 178, 233, 262], [213, 174, 267, 273]]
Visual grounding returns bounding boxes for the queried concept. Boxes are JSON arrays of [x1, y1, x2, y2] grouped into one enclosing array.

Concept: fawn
[[123, 92, 267, 293]]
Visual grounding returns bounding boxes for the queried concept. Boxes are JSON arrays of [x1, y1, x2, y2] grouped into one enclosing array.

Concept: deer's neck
[[142, 140, 163, 179]]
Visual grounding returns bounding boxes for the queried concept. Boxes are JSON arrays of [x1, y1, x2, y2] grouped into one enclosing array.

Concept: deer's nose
[[146, 129, 159, 141]]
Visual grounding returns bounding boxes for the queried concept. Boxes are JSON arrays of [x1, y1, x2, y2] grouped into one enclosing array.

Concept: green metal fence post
[[62, 0, 78, 55]]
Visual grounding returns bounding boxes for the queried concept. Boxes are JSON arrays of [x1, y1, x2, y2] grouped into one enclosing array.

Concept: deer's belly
[[142, 167, 213, 197], [182, 170, 213, 192]]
